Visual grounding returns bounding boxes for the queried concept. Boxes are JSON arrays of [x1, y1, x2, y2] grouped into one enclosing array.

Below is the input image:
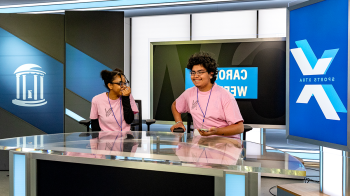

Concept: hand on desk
[[170, 122, 186, 132], [198, 127, 218, 136]]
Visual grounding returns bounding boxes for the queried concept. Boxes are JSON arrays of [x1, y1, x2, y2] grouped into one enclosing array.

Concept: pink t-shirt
[[176, 83, 243, 139], [90, 92, 139, 132]]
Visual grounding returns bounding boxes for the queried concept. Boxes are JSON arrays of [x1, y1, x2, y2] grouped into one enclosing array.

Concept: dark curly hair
[[187, 52, 218, 84], [100, 68, 124, 90]]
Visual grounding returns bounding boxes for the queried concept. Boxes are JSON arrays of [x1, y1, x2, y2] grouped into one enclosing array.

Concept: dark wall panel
[[0, 14, 64, 63], [65, 11, 124, 69]]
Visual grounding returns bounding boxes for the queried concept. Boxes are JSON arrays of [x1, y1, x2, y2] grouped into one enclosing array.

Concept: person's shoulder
[[92, 92, 107, 102], [214, 84, 233, 97], [215, 84, 235, 100], [182, 86, 197, 96], [188, 86, 198, 92]]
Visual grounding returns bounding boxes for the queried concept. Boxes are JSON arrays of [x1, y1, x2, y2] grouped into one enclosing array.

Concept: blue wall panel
[[0, 28, 64, 134], [66, 43, 112, 102]]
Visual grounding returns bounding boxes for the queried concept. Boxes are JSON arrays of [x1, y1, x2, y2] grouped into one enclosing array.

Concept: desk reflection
[[66, 131, 139, 159], [176, 136, 242, 166]]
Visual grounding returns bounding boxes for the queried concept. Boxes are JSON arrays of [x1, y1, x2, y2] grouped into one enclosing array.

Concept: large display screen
[[289, 0, 348, 146], [152, 40, 286, 125], [185, 67, 258, 99]]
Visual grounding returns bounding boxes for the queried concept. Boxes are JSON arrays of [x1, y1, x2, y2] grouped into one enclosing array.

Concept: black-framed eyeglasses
[[190, 70, 207, 76], [111, 80, 129, 87]]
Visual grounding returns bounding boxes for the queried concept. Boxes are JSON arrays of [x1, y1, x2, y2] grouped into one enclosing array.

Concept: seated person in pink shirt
[[90, 68, 139, 132], [170, 52, 244, 138]]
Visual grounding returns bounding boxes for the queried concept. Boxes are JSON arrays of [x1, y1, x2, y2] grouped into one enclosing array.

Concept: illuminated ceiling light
[[0, 0, 108, 9], [25, 10, 65, 14], [74, 0, 239, 11], [21, 0, 239, 14]]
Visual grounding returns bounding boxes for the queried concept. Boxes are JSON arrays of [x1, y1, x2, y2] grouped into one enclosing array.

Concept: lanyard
[[196, 85, 213, 129], [107, 92, 123, 131]]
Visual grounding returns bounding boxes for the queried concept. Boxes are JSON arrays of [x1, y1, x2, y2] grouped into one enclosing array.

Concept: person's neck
[[107, 91, 120, 100], [198, 83, 213, 92]]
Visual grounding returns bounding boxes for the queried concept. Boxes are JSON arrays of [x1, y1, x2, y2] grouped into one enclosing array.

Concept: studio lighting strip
[[0, 0, 244, 14]]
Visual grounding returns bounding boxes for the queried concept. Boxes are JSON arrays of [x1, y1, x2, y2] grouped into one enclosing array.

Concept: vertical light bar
[[13, 154, 26, 196], [40, 135, 44, 147], [131, 14, 190, 119], [124, 18, 131, 81], [323, 147, 342, 196], [34, 136, 37, 149], [320, 146, 323, 192], [22, 75, 26, 100], [342, 151, 345, 196], [260, 128, 264, 155], [34, 75, 38, 100], [17, 138, 20, 147], [22, 137, 26, 148], [285, 153, 289, 170]]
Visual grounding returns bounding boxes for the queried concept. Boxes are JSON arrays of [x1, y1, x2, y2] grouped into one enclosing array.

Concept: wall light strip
[[0, 0, 107, 9], [26, 10, 66, 14], [303, 159, 320, 162], [73, 0, 240, 11], [3, 0, 236, 9], [279, 149, 320, 153], [65, 108, 85, 122], [14, 0, 240, 14]]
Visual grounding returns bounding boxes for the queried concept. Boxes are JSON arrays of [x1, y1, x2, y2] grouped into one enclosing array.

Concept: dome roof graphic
[[14, 64, 46, 74]]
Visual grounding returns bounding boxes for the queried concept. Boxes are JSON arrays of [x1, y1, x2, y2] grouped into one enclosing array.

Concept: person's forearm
[[122, 96, 134, 124], [216, 121, 244, 136], [171, 101, 182, 122]]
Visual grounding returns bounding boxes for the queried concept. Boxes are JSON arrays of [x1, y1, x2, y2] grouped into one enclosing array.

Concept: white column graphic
[[34, 75, 38, 100], [22, 75, 26, 100], [12, 64, 47, 107], [16, 75, 20, 99], [40, 76, 44, 100]]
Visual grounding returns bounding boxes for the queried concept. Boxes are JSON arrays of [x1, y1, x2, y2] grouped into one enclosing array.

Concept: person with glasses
[[90, 68, 139, 133], [170, 52, 244, 139]]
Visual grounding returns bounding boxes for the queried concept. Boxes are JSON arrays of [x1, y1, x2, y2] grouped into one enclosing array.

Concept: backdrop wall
[[152, 39, 286, 125], [131, 8, 287, 119]]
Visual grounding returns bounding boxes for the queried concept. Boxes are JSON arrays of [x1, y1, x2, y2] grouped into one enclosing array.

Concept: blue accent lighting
[[225, 173, 245, 196], [14, 154, 26, 196], [0, 0, 194, 13]]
